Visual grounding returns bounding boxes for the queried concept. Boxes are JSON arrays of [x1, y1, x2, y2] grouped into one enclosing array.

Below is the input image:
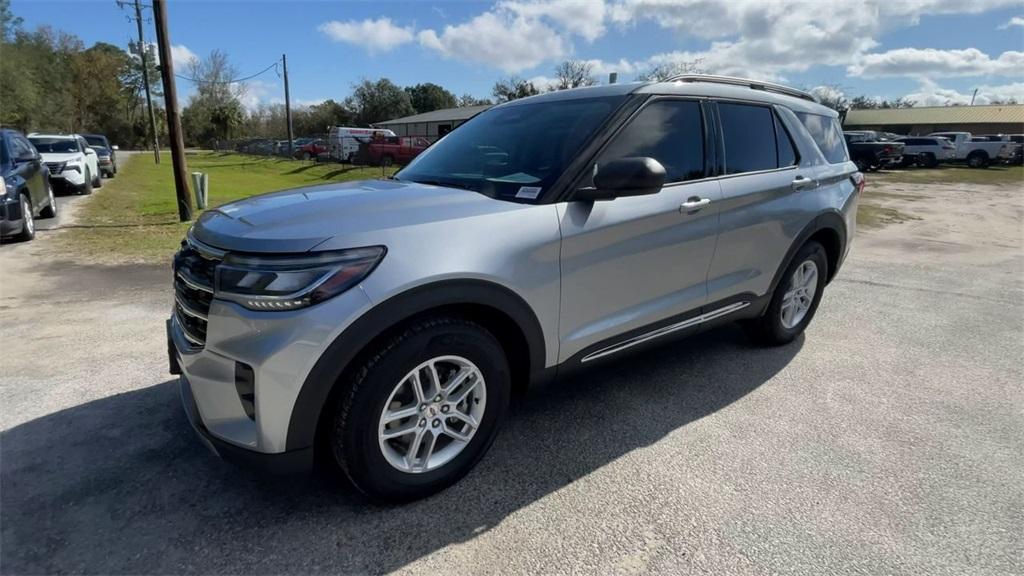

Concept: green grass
[[56, 151, 397, 263], [869, 164, 1024, 186]]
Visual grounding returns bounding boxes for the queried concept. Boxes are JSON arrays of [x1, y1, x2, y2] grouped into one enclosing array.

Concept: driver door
[[557, 99, 722, 362]]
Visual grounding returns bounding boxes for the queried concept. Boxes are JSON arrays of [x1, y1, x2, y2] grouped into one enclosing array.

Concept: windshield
[[396, 95, 626, 202], [84, 135, 107, 148], [29, 138, 78, 153]]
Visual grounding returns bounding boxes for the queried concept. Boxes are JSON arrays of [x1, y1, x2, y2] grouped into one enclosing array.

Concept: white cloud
[[998, 16, 1024, 29], [526, 75, 560, 91], [237, 79, 279, 111], [849, 48, 1024, 78], [605, 0, 1019, 79], [170, 44, 198, 70], [418, 11, 567, 73], [318, 17, 415, 53], [903, 79, 1024, 106], [500, 0, 607, 42]]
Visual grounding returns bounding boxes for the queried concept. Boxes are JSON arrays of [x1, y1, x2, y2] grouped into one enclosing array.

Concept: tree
[[293, 99, 353, 135], [0, 0, 22, 40], [457, 93, 492, 107], [345, 78, 414, 125], [181, 50, 246, 144], [492, 77, 539, 102], [636, 58, 705, 82], [810, 84, 850, 112], [404, 82, 457, 114], [848, 95, 915, 110], [553, 60, 597, 90]]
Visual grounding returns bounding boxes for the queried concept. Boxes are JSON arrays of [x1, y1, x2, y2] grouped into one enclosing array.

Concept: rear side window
[[599, 100, 704, 184], [775, 115, 797, 167], [719, 103, 776, 174], [796, 112, 848, 164]]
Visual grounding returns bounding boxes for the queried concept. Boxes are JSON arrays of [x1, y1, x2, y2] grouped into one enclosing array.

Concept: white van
[[328, 127, 397, 163]]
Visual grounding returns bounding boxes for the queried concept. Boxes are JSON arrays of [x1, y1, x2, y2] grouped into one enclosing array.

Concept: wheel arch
[[766, 212, 846, 299], [286, 279, 547, 452]]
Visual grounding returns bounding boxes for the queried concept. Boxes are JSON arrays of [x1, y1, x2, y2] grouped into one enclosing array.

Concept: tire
[[15, 194, 35, 241], [79, 170, 93, 195], [39, 180, 57, 219], [744, 241, 828, 346], [967, 151, 989, 169], [92, 169, 102, 188], [381, 155, 394, 167], [921, 153, 938, 168], [302, 152, 312, 161], [330, 316, 511, 502], [854, 158, 868, 172]]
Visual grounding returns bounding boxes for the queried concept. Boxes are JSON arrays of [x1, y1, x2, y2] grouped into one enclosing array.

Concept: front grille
[[172, 240, 220, 348], [45, 162, 64, 174]]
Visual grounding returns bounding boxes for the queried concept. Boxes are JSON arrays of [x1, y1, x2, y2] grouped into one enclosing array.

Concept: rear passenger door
[[705, 101, 814, 304]]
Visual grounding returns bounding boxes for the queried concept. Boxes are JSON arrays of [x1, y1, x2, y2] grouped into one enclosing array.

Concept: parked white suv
[[27, 134, 102, 194], [894, 136, 956, 167]]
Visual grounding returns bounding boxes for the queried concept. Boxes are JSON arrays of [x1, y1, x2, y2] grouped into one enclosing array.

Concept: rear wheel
[[302, 151, 312, 161], [967, 151, 989, 168], [39, 180, 57, 219], [15, 194, 35, 241], [745, 241, 828, 346], [921, 152, 938, 168], [329, 316, 511, 502]]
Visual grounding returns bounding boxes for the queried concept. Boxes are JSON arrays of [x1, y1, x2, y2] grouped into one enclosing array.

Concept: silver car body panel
[[174, 79, 858, 455]]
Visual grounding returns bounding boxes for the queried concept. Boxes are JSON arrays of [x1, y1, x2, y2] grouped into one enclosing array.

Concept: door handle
[[792, 175, 816, 190], [679, 197, 711, 213]]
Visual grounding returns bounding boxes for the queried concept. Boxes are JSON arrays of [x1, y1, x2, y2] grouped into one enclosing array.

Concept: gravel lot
[[1, 178, 1021, 575]]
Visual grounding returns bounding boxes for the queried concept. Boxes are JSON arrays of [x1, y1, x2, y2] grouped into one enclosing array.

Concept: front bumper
[[178, 366, 314, 475], [167, 283, 373, 461], [1, 196, 25, 237], [50, 168, 86, 186]]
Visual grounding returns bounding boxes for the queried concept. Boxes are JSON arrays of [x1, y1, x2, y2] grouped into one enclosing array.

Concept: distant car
[[927, 132, 1012, 168], [972, 134, 1023, 165], [366, 136, 432, 166], [1, 129, 56, 242], [82, 133, 117, 177], [28, 134, 101, 194], [894, 137, 956, 167], [293, 139, 328, 160], [843, 131, 904, 172]]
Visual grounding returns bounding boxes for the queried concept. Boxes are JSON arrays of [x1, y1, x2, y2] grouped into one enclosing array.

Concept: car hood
[[192, 179, 531, 253], [39, 152, 84, 163]]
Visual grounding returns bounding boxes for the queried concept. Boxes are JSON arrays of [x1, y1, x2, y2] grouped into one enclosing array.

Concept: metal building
[[843, 105, 1024, 136], [372, 104, 492, 142]]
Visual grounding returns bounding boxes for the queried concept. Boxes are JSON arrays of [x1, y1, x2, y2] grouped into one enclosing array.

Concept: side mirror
[[84, 148, 96, 156], [574, 157, 666, 201], [111, 145, 119, 150]]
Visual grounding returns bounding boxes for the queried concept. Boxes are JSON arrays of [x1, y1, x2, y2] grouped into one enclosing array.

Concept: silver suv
[[168, 75, 861, 501]]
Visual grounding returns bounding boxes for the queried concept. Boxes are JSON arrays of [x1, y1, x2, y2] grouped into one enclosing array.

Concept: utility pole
[[152, 0, 192, 221], [132, 0, 160, 163], [283, 53, 294, 157], [970, 88, 978, 106]]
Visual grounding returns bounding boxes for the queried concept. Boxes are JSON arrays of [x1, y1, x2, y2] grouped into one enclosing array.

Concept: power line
[[174, 60, 281, 85]]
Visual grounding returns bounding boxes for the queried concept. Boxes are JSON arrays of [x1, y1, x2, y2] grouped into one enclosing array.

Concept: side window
[[719, 103, 777, 174], [775, 115, 797, 167], [598, 100, 704, 184], [796, 112, 848, 164], [9, 137, 32, 159]]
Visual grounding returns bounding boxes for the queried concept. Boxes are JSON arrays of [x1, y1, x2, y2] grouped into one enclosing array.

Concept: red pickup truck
[[366, 136, 431, 166]]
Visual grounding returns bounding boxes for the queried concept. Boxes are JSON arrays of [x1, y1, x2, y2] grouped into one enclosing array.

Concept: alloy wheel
[[378, 355, 487, 473], [21, 196, 34, 235], [781, 260, 818, 329]]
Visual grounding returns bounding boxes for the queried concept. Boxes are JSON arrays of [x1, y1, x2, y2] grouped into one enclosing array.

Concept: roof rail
[[665, 74, 818, 103]]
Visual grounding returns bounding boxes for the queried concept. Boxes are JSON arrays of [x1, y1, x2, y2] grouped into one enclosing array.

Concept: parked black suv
[[1, 129, 57, 242], [82, 133, 117, 177]]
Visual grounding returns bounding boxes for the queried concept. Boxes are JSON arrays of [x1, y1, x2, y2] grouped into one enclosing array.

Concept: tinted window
[[775, 115, 797, 167], [84, 135, 107, 147], [797, 112, 848, 163], [597, 100, 704, 183], [397, 95, 626, 202], [9, 136, 34, 159], [28, 137, 78, 153], [719, 103, 777, 174]]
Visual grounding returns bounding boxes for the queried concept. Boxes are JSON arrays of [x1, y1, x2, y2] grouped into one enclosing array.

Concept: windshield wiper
[[408, 179, 477, 191]]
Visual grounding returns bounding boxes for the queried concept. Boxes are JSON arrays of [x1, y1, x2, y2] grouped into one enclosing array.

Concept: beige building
[[373, 105, 492, 141], [843, 105, 1024, 136]]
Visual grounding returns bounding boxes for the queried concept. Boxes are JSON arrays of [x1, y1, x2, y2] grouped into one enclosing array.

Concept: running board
[[580, 301, 750, 363]]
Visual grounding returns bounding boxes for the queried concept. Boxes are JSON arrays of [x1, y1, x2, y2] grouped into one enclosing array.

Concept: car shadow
[[1, 325, 801, 574]]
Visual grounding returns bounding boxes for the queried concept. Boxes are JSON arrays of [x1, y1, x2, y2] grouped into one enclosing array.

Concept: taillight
[[851, 172, 865, 194]]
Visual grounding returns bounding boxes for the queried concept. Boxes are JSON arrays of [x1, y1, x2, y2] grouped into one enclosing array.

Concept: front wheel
[[15, 194, 35, 241], [39, 180, 57, 219], [329, 317, 510, 502], [92, 169, 102, 188], [79, 170, 93, 195], [744, 241, 828, 346]]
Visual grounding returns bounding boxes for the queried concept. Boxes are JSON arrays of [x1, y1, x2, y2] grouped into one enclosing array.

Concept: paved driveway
[[1, 178, 1021, 575]]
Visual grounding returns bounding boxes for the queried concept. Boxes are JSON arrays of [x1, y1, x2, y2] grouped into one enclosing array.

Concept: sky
[[10, 0, 1024, 110]]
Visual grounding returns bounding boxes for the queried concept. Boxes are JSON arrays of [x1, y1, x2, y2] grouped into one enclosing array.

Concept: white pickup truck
[[927, 132, 1013, 168]]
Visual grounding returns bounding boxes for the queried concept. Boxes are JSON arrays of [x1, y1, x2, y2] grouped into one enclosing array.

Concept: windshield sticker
[[515, 186, 542, 200]]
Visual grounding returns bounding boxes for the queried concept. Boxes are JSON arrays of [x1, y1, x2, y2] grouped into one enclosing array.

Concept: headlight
[[215, 246, 386, 311]]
